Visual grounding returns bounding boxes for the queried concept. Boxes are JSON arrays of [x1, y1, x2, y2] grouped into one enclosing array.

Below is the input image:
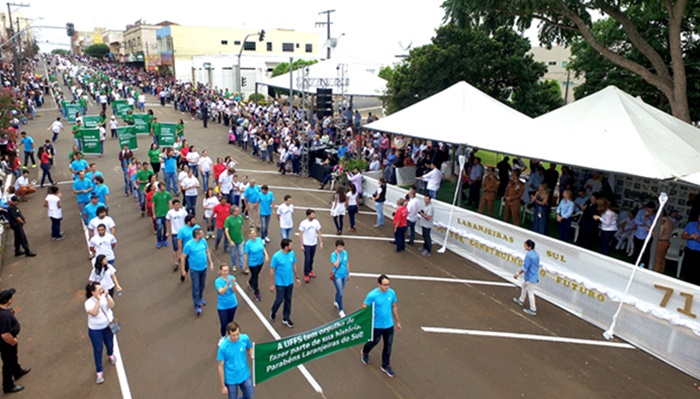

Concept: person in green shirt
[[124, 110, 135, 126], [224, 206, 246, 272], [136, 162, 155, 216], [72, 120, 83, 151], [79, 95, 87, 115], [148, 143, 162, 176], [151, 181, 173, 248], [150, 117, 161, 146], [176, 119, 185, 138]]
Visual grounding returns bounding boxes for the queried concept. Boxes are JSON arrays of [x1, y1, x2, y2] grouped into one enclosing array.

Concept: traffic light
[[241, 76, 247, 87], [258, 30, 265, 42], [66, 23, 74, 37]]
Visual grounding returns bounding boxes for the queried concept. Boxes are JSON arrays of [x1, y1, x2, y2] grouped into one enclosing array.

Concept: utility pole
[[7, 2, 30, 85], [316, 9, 335, 60], [564, 68, 571, 104]]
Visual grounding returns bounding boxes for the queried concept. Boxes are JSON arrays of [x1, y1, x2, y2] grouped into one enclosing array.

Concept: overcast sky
[[20, 0, 444, 65]]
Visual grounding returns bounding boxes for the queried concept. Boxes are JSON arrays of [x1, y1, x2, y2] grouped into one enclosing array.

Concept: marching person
[[244, 228, 268, 302], [513, 239, 541, 316], [330, 239, 350, 318], [299, 209, 323, 283], [215, 265, 238, 345], [84, 282, 116, 385], [181, 228, 214, 315], [269, 238, 301, 328], [360, 274, 401, 378], [0, 289, 30, 393], [217, 322, 254, 399], [44, 186, 64, 240]]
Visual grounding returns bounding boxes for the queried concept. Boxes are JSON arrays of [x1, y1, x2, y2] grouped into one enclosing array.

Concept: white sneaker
[[264, 237, 271, 242], [338, 310, 346, 318], [333, 301, 339, 309]]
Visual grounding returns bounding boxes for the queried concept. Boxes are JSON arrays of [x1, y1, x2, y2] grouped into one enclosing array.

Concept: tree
[[51, 49, 70, 55], [0, 88, 21, 140], [378, 65, 395, 82], [83, 43, 110, 59], [383, 24, 556, 116], [512, 80, 564, 118], [442, 0, 697, 122], [271, 59, 318, 77]]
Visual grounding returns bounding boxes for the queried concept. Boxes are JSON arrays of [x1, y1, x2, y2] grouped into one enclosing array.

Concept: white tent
[[258, 57, 387, 97], [529, 86, 700, 180], [365, 81, 533, 156]]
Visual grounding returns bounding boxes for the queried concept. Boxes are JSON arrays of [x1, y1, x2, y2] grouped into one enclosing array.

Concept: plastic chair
[[569, 212, 583, 243], [666, 228, 686, 278]]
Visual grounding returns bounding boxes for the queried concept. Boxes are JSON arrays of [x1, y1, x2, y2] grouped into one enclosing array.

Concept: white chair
[[569, 212, 583, 243], [521, 203, 534, 224], [666, 228, 686, 278]]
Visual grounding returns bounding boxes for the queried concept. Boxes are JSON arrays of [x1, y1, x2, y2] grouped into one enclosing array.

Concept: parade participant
[[215, 265, 238, 344], [276, 195, 294, 239], [44, 186, 64, 240], [181, 168, 200, 217], [299, 209, 323, 283], [166, 199, 188, 271], [89, 224, 117, 266], [269, 238, 301, 328], [152, 182, 173, 248], [88, 206, 116, 238], [330, 186, 347, 236], [84, 282, 116, 384], [180, 228, 214, 315], [83, 194, 105, 228], [162, 148, 179, 195], [7, 196, 35, 257], [177, 215, 201, 280], [361, 274, 401, 378], [0, 289, 30, 393], [347, 185, 359, 232], [513, 239, 541, 316], [243, 178, 260, 228], [89, 255, 122, 298], [224, 206, 246, 273], [119, 145, 134, 197], [216, 322, 254, 399], [202, 189, 219, 240], [136, 162, 154, 217], [244, 228, 268, 302], [258, 185, 275, 243], [330, 239, 350, 318], [213, 196, 231, 251]]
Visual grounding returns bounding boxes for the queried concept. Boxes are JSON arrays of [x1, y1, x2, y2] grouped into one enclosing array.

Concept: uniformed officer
[[478, 167, 499, 216], [6, 196, 35, 257], [503, 171, 524, 227], [0, 288, 31, 393]]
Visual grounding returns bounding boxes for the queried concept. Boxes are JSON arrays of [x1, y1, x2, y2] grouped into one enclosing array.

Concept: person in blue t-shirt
[[513, 239, 541, 316], [181, 228, 213, 315], [244, 228, 268, 302], [83, 194, 105, 224], [70, 153, 89, 179], [217, 321, 254, 399], [177, 215, 201, 281], [19, 131, 35, 168], [163, 148, 179, 195], [243, 179, 261, 228], [361, 274, 401, 378], [269, 238, 300, 328], [257, 185, 275, 242], [330, 239, 350, 318], [215, 265, 238, 343], [72, 171, 94, 225]]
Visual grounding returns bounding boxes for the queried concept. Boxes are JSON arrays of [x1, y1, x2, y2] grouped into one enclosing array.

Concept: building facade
[[123, 21, 174, 67], [102, 30, 125, 62], [529, 46, 585, 104]]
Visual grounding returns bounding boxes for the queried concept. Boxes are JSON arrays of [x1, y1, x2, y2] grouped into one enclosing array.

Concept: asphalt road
[[1, 61, 698, 399]]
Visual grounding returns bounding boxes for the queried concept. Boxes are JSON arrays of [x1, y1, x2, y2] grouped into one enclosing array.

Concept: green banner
[[65, 104, 81, 123], [81, 128, 101, 155], [132, 114, 153, 135], [117, 126, 138, 151], [83, 115, 103, 129], [115, 102, 134, 118], [159, 123, 177, 147], [253, 305, 374, 385], [112, 99, 126, 113]]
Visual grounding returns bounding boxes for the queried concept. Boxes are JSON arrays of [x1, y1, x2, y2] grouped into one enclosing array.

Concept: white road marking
[[350, 272, 514, 287], [420, 327, 636, 349], [275, 204, 374, 215], [294, 232, 423, 244], [267, 185, 328, 193]]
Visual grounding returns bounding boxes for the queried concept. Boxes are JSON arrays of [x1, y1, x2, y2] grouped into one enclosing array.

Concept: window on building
[[305, 44, 313, 53], [282, 43, 294, 52], [296, 43, 299, 48], [243, 41, 256, 51], [266, 42, 272, 51], [234, 40, 241, 45], [548, 61, 557, 66], [221, 40, 228, 45]]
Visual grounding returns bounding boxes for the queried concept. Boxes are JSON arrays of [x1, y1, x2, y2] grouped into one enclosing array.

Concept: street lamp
[[235, 29, 264, 97]]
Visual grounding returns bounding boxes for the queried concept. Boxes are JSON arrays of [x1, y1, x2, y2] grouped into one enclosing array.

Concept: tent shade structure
[[364, 81, 533, 156], [528, 86, 700, 180], [258, 57, 387, 97]]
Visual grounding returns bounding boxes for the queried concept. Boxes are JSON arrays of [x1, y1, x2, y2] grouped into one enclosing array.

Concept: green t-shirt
[[79, 97, 87, 107], [175, 123, 184, 137], [148, 149, 161, 163], [124, 114, 134, 125], [68, 150, 83, 161], [151, 122, 161, 137], [224, 215, 244, 244], [72, 124, 82, 139], [152, 191, 172, 217], [136, 169, 154, 190]]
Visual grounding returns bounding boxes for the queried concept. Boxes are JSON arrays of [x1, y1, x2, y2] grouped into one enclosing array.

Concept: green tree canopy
[[384, 24, 560, 116], [442, 0, 698, 122], [83, 43, 110, 59], [271, 59, 318, 77], [51, 49, 70, 55], [378, 65, 395, 82]]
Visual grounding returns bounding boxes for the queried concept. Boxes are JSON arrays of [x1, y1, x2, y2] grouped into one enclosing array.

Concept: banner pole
[[252, 342, 256, 387], [438, 155, 466, 253], [603, 192, 668, 340]]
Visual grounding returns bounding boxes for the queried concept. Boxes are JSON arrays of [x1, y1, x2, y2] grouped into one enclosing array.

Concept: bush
[[248, 93, 266, 104]]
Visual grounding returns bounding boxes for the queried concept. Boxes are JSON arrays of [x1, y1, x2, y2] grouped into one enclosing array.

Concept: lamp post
[[235, 30, 264, 98]]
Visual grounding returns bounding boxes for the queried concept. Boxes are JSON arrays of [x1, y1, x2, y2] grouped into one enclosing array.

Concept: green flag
[[132, 114, 153, 135], [83, 115, 103, 129], [65, 104, 81, 123], [117, 126, 138, 151], [253, 305, 374, 385], [159, 123, 177, 147], [81, 128, 101, 155], [114, 101, 134, 118]]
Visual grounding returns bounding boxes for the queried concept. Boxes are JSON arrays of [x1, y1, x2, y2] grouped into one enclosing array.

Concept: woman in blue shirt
[[556, 189, 575, 243], [244, 228, 268, 302], [330, 239, 350, 318], [215, 264, 238, 344]]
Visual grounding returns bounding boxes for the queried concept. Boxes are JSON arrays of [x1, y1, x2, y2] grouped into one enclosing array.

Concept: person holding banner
[[216, 322, 254, 399], [150, 117, 161, 147], [361, 274, 401, 378], [513, 239, 540, 316], [118, 145, 134, 197]]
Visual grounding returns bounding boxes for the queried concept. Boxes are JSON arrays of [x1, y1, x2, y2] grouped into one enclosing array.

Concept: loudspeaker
[[316, 88, 333, 119]]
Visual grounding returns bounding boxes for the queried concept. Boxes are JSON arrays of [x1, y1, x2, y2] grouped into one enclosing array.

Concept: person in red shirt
[[393, 198, 408, 252], [212, 157, 227, 183], [213, 196, 231, 251]]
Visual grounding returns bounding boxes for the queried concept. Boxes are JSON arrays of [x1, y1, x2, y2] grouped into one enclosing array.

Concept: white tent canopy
[[258, 57, 387, 97], [528, 86, 700, 180], [365, 81, 533, 156]]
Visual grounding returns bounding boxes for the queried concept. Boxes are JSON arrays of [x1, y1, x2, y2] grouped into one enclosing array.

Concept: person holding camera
[[84, 282, 116, 384]]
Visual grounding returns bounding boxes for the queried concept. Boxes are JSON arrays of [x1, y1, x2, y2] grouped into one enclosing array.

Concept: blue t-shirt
[[684, 222, 700, 251], [84, 201, 105, 223], [330, 250, 349, 279], [70, 159, 89, 176], [364, 287, 397, 329], [216, 334, 252, 385], [215, 276, 238, 310], [163, 155, 178, 173], [270, 250, 296, 287], [244, 237, 265, 266], [258, 192, 274, 216], [72, 179, 93, 203], [21, 136, 33, 152], [177, 224, 201, 247], [244, 185, 260, 203], [183, 238, 208, 271], [522, 250, 540, 283], [93, 184, 109, 204], [86, 170, 104, 183]]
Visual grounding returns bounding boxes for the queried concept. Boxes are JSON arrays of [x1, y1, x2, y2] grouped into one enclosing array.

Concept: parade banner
[[361, 176, 700, 380], [81, 128, 101, 155], [115, 101, 133, 118], [253, 306, 374, 385], [65, 104, 81, 122], [132, 114, 153, 135], [117, 126, 138, 151], [83, 115, 103, 129], [112, 99, 126, 114], [159, 123, 177, 147]]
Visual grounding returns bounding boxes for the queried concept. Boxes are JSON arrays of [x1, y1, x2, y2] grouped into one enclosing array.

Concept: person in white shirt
[[14, 170, 36, 201], [418, 163, 443, 199], [218, 168, 235, 205], [298, 209, 323, 283], [89, 224, 117, 265], [181, 169, 200, 217], [47, 117, 64, 143], [98, 124, 106, 157], [166, 199, 189, 270], [406, 188, 420, 246], [198, 150, 213, 193], [109, 116, 119, 138], [369, 155, 381, 171], [277, 195, 295, 239], [44, 186, 64, 240], [186, 146, 201, 179]]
